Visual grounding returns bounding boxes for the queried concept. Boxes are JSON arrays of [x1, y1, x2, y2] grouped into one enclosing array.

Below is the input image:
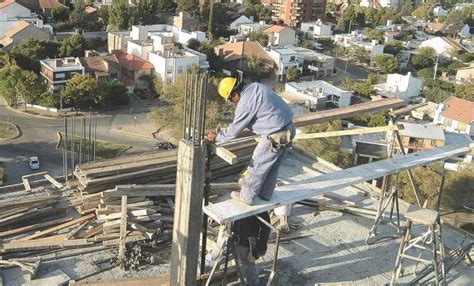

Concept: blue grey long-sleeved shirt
[[216, 83, 293, 143]]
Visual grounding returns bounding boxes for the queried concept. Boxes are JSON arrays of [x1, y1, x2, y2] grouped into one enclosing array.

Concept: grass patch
[[58, 133, 129, 160], [0, 121, 18, 140]]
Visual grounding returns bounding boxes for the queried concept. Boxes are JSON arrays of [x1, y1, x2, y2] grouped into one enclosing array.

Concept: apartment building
[[284, 80, 352, 109], [262, 0, 327, 28], [398, 122, 445, 153], [267, 48, 302, 81], [301, 20, 332, 37], [334, 32, 384, 64], [263, 25, 297, 47], [40, 58, 85, 92], [372, 72, 422, 102]]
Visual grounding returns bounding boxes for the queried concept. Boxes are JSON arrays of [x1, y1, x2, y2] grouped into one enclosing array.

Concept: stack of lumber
[[73, 138, 257, 194], [0, 188, 66, 236]]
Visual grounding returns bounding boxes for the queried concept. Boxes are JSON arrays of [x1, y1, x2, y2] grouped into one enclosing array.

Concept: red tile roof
[[441, 97, 474, 124], [441, 37, 468, 52], [263, 25, 287, 33], [214, 41, 274, 69], [112, 50, 154, 71], [0, 0, 15, 9]]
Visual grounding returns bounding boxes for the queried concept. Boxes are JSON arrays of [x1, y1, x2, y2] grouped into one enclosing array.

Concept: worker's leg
[[240, 137, 286, 204], [259, 146, 288, 200], [256, 211, 271, 256], [237, 245, 260, 286]]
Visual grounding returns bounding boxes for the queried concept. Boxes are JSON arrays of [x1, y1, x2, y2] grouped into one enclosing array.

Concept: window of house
[[55, 73, 65, 80], [290, 56, 295, 62]]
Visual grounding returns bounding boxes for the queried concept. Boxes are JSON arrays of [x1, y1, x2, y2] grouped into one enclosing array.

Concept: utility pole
[[170, 71, 208, 285], [208, 0, 214, 41]]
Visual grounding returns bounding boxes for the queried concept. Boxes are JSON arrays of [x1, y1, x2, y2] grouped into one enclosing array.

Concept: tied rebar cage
[[182, 71, 208, 146]]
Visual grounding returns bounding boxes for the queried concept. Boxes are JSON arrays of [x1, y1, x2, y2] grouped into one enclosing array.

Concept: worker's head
[[217, 77, 241, 104]]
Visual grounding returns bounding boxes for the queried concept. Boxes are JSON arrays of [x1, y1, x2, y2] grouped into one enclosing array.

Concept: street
[[0, 95, 157, 184], [334, 58, 372, 80]]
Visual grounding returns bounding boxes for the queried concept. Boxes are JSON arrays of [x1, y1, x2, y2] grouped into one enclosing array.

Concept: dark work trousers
[[233, 212, 271, 255]]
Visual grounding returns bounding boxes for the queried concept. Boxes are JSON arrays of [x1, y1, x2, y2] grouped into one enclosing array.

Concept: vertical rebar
[[183, 72, 189, 138], [88, 112, 92, 162], [62, 116, 66, 180], [64, 116, 68, 183], [187, 74, 196, 141], [94, 113, 97, 161], [71, 115, 75, 172]]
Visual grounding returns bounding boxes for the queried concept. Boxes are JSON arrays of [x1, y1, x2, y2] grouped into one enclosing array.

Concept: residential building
[[267, 48, 302, 81], [372, 72, 422, 102], [433, 6, 448, 17], [262, 0, 327, 28], [40, 57, 85, 92], [340, 127, 388, 165], [0, 0, 31, 19], [334, 32, 385, 64], [419, 37, 469, 58], [215, 41, 275, 76], [455, 63, 474, 83], [283, 80, 352, 109], [301, 20, 332, 37], [79, 52, 122, 82], [239, 22, 266, 35], [398, 122, 445, 153], [112, 50, 154, 92], [107, 24, 208, 83], [288, 46, 335, 78], [229, 15, 254, 31], [0, 20, 50, 49], [434, 97, 474, 138], [15, 0, 66, 17], [172, 12, 199, 32], [263, 25, 297, 47], [410, 101, 437, 121]]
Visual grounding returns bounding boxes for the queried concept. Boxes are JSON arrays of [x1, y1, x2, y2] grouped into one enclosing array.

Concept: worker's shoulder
[[243, 82, 273, 95]]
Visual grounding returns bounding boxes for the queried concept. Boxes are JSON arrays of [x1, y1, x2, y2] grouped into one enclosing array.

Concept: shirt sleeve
[[216, 102, 254, 143]]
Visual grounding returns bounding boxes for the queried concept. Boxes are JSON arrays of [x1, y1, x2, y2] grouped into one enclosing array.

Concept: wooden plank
[[118, 196, 127, 260], [294, 124, 402, 140], [21, 172, 48, 179], [204, 143, 470, 224], [18, 214, 95, 241], [22, 178, 31, 192], [208, 144, 238, 165], [0, 239, 92, 253], [293, 98, 407, 127], [102, 185, 175, 198], [70, 274, 170, 285], [43, 174, 63, 190]]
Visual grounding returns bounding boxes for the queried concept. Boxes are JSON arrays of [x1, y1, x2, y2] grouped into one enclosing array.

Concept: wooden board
[[22, 178, 31, 192], [102, 185, 175, 198], [204, 144, 470, 224], [43, 174, 63, 190], [26, 269, 70, 286], [208, 144, 238, 165]]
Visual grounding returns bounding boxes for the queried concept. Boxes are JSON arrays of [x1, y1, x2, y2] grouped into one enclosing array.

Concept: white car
[[28, 156, 40, 170]]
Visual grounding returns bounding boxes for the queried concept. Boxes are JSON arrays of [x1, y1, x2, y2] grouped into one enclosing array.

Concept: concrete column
[[170, 140, 206, 285]]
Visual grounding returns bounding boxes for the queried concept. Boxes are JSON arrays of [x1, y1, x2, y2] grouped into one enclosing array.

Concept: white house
[[0, 0, 31, 19], [334, 32, 385, 64], [360, 0, 400, 8], [373, 72, 422, 102], [458, 24, 471, 38], [287, 46, 335, 78], [284, 80, 352, 109], [239, 22, 266, 35], [267, 48, 302, 81], [229, 15, 254, 31], [263, 25, 297, 47], [301, 20, 332, 37], [434, 97, 474, 138], [419, 37, 469, 57], [433, 6, 448, 17]]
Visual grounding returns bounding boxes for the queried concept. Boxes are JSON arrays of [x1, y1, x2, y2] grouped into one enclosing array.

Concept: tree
[[10, 39, 59, 72], [69, 0, 87, 29], [341, 76, 375, 98], [417, 68, 435, 79], [0, 62, 44, 107], [187, 38, 200, 51], [374, 54, 399, 74], [348, 46, 370, 65], [247, 31, 269, 47], [95, 80, 128, 108], [296, 121, 353, 168], [59, 35, 85, 57], [349, 112, 388, 127], [446, 8, 472, 25], [384, 40, 404, 56], [108, 0, 130, 31], [177, 0, 197, 14], [411, 47, 436, 70], [285, 67, 300, 82], [246, 54, 262, 81], [363, 27, 385, 43], [61, 74, 97, 108], [157, 0, 176, 13], [135, 0, 159, 25], [51, 7, 70, 22], [412, 3, 434, 21], [399, 1, 413, 17]]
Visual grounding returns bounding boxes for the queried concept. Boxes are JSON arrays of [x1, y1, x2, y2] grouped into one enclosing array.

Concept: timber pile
[[73, 138, 257, 194]]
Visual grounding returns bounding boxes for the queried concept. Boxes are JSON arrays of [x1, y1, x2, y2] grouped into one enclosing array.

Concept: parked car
[[155, 142, 177, 151], [28, 156, 40, 170]]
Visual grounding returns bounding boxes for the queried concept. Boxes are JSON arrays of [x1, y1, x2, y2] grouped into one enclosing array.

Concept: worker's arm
[[216, 103, 254, 143]]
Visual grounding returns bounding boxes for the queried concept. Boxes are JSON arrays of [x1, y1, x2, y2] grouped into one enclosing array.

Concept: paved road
[[0, 95, 156, 185], [335, 58, 371, 80]]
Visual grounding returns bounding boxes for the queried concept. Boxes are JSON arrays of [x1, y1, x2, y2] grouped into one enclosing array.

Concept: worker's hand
[[205, 131, 217, 142]]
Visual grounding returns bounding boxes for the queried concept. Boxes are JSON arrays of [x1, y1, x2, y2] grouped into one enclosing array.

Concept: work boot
[[247, 237, 259, 262], [231, 191, 251, 205]]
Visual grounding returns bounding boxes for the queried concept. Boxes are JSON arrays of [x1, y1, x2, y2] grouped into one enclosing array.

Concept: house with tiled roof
[[112, 50, 154, 92], [0, 20, 49, 49], [16, 0, 66, 17], [263, 25, 296, 47], [420, 36, 470, 58], [79, 52, 122, 82], [434, 97, 474, 138], [215, 41, 275, 76], [455, 63, 474, 83]]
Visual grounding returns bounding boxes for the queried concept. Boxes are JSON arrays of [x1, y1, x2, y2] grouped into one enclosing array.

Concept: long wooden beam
[[293, 98, 407, 127], [203, 143, 470, 224], [294, 124, 403, 140]]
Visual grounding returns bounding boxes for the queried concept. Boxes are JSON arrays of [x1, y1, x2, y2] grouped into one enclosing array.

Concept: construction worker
[[206, 77, 295, 205]]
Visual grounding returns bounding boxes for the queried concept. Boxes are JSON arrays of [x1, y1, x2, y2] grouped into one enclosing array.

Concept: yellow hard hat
[[217, 77, 237, 100]]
